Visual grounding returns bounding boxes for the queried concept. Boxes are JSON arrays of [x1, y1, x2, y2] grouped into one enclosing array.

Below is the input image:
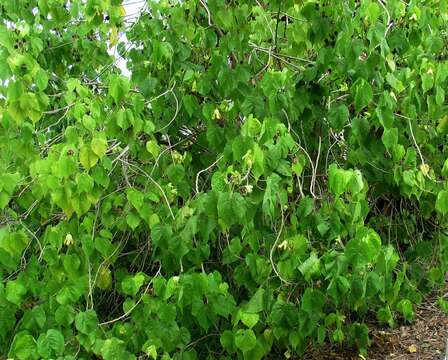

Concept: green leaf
[[55, 305, 75, 326], [328, 105, 349, 131], [2, 2, 448, 357], [232, 193, 246, 222], [298, 253, 320, 281], [385, 73, 405, 93], [75, 173, 94, 193], [234, 329, 257, 352], [35, 69, 48, 91], [438, 115, 448, 135], [365, 2, 380, 22], [144, 120, 155, 134], [246, 288, 265, 313], [396, 299, 414, 322], [241, 115, 262, 137], [301, 287, 325, 317], [183, 95, 198, 117], [109, 74, 130, 103], [376, 105, 394, 128], [442, 159, 448, 177], [121, 272, 146, 296], [436, 86, 445, 106], [292, 155, 306, 177], [75, 310, 98, 334], [402, 170, 415, 187], [328, 276, 350, 303], [91, 136, 108, 158], [437, 297, 448, 314], [215, 9, 234, 30], [146, 140, 160, 159], [252, 144, 265, 180], [63, 254, 81, 276], [354, 79, 373, 112], [126, 188, 144, 210], [328, 164, 352, 197], [6, 280, 27, 306], [37, 329, 64, 357], [220, 330, 236, 353], [217, 192, 246, 227], [332, 329, 344, 343], [239, 311, 259, 328], [263, 174, 281, 219], [82, 114, 96, 132], [421, 73, 434, 93], [116, 109, 129, 130], [0, 306, 16, 336], [217, 192, 233, 227], [435, 190, 448, 213], [56, 286, 82, 306], [381, 127, 398, 149], [9, 332, 37, 360], [97, 266, 113, 290], [345, 228, 382, 268], [377, 306, 394, 327], [100, 337, 127, 360], [79, 144, 99, 169], [0, 192, 10, 209], [0, 229, 29, 257], [143, 344, 157, 359], [126, 212, 141, 230]]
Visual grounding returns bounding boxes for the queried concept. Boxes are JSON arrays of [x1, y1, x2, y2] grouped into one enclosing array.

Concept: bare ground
[[302, 295, 448, 360]]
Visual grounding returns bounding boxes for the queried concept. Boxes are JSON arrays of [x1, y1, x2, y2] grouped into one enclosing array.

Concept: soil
[[302, 294, 448, 360]]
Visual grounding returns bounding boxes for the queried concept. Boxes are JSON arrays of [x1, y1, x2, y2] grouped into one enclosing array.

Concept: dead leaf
[[408, 344, 418, 353]]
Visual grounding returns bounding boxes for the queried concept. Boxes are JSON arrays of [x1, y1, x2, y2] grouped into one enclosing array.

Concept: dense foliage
[[1, 0, 447, 358]]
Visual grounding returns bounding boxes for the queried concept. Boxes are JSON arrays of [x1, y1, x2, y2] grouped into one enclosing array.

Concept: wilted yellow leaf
[[408, 344, 418, 353]]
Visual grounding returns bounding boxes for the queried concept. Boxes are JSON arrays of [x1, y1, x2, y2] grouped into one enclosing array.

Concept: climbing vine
[[0, 0, 447, 359]]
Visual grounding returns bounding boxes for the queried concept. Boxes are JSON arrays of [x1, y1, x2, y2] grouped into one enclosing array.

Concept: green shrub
[[0, 0, 447, 358]]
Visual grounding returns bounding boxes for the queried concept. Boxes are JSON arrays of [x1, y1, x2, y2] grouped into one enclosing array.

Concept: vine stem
[[87, 203, 101, 309], [19, 220, 44, 261], [377, 0, 391, 36], [195, 155, 224, 194], [42, 103, 73, 115], [198, 0, 212, 26], [145, 81, 176, 105], [311, 136, 322, 198], [121, 159, 175, 220], [407, 117, 426, 167], [282, 109, 315, 198], [269, 203, 294, 286], [155, 83, 179, 133], [395, 113, 427, 169]]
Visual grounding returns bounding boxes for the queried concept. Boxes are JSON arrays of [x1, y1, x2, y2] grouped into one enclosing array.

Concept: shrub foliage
[[0, 0, 447, 359]]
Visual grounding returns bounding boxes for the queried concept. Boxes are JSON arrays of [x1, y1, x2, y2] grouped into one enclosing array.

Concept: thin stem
[[195, 155, 224, 194], [269, 204, 294, 286], [122, 159, 175, 220], [155, 83, 179, 133], [99, 263, 161, 326]]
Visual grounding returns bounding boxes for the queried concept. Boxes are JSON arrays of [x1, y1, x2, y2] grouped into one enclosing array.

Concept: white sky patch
[[109, 0, 147, 77]]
